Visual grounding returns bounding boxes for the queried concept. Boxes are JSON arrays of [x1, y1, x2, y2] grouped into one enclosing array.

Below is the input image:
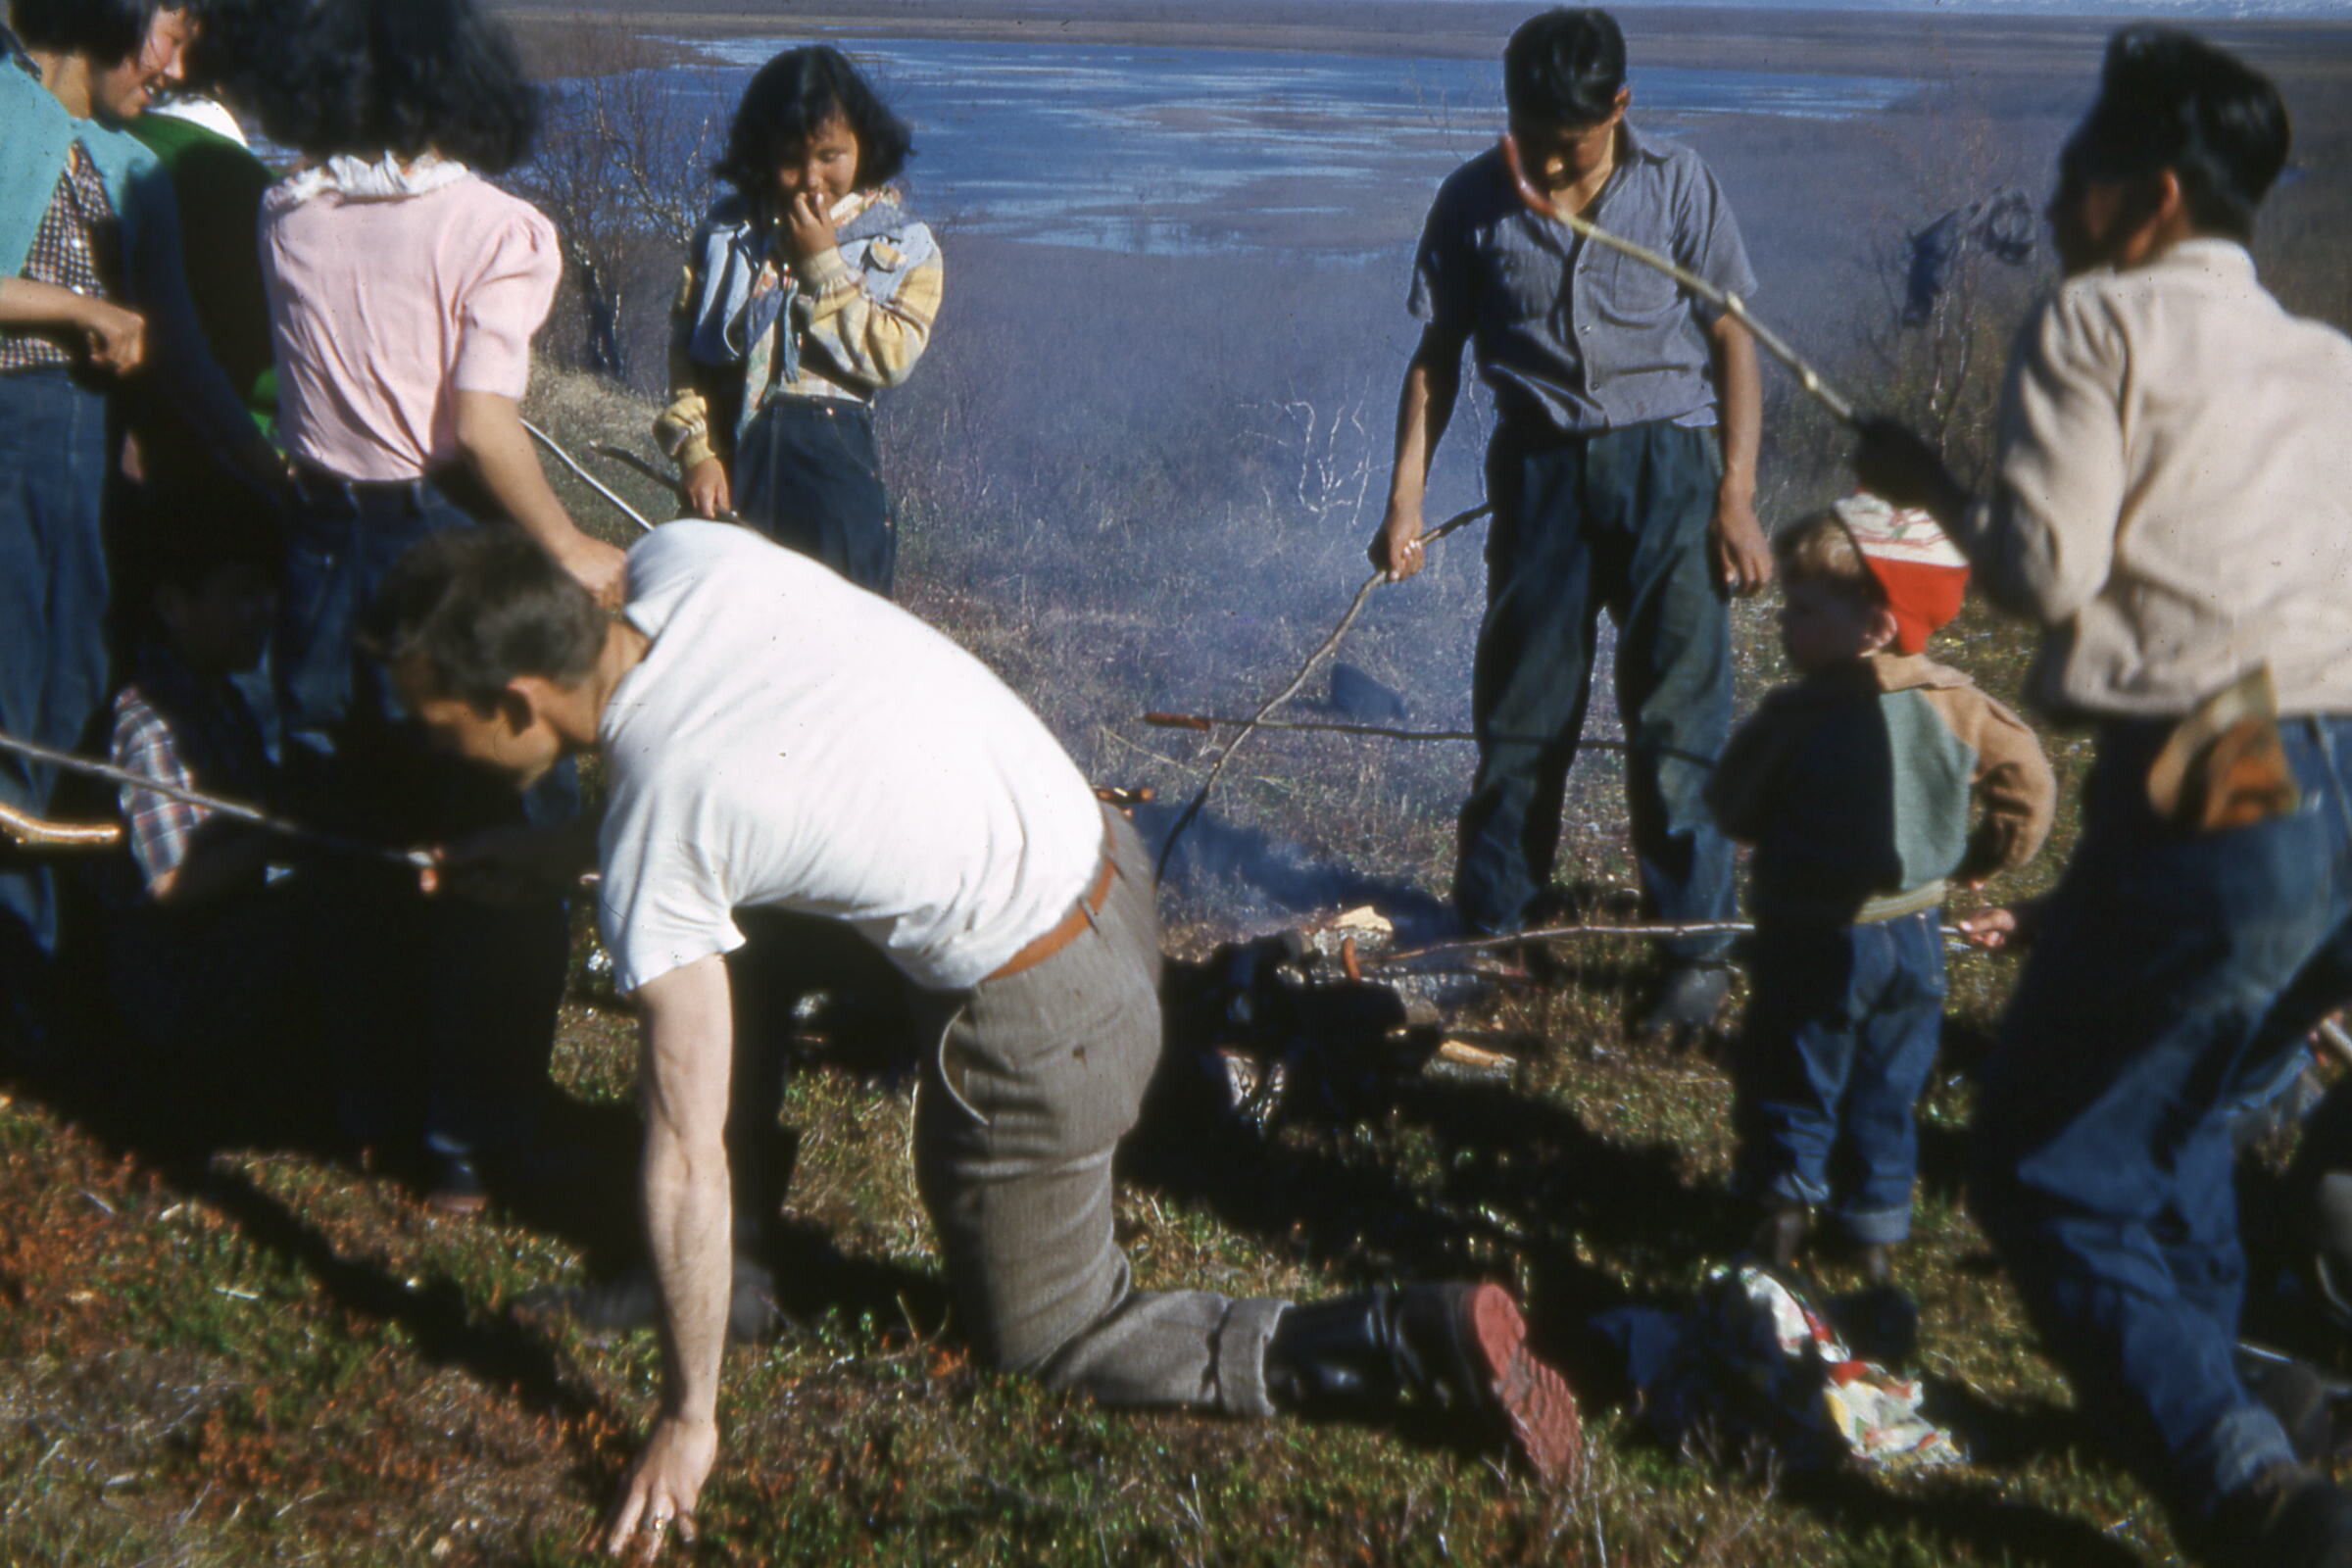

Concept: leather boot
[[2191, 1460, 2352, 1568], [1265, 1283, 1582, 1482]]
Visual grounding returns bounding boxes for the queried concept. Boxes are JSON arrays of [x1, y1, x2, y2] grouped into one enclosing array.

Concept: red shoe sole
[[1463, 1283, 1583, 1485]]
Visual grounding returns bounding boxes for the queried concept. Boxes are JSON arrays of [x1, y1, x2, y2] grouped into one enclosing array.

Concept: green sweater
[[126, 111, 274, 434], [1707, 653, 2056, 924]]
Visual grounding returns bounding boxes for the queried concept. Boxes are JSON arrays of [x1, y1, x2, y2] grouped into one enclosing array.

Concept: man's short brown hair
[[360, 527, 608, 711], [1774, 510, 1886, 609]]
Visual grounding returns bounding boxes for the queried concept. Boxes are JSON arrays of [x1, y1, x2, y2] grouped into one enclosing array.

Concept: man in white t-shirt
[[364, 520, 1581, 1558]]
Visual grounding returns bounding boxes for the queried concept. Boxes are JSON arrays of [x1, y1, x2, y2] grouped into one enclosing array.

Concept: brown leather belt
[[984, 846, 1118, 984]]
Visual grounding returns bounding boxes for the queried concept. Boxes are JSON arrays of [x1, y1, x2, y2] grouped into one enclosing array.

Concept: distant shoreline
[[493, 1, 2352, 87]]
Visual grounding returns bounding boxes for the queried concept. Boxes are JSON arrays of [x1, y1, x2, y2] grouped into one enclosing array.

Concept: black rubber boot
[[1632, 961, 1732, 1048], [1265, 1283, 1582, 1482], [2191, 1461, 2352, 1568], [1749, 1199, 1808, 1271]]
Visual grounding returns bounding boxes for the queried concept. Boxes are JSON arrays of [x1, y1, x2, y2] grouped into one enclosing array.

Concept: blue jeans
[[1972, 715, 2352, 1518], [734, 398, 894, 597], [1454, 420, 1736, 956], [276, 473, 571, 1161], [1734, 909, 1945, 1244], [0, 368, 111, 962]]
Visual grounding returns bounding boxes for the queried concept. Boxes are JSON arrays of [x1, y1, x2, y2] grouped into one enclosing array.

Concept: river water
[[642, 35, 1917, 254]]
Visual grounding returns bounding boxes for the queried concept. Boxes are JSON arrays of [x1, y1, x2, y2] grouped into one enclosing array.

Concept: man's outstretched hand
[[1852, 416, 1966, 516], [600, 1414, 718, 1562]]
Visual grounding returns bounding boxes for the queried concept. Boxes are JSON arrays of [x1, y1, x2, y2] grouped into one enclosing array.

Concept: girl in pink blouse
[[252, 0, 616, 1208]]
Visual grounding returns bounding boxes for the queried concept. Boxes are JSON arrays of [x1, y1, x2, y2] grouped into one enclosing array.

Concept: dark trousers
[[1733, 908, 1945, 1245], [734, 398, 894, 597], [914, 811, 1287, 1408], [275, 473, 570, 1160], [0, 368, 111, 963], [1971, 716, 2352, 1518], [1455, 419, 1735, 955]]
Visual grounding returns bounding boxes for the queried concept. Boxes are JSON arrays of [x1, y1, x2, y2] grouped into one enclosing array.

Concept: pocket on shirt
[[1599, 244, 1684, 323]]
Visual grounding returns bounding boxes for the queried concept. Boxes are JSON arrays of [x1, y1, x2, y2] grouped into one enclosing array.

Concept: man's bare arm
[[601, 953, 734, 1559], [1370, 324, 1466, 582], [1705, 314, 1771, 596]]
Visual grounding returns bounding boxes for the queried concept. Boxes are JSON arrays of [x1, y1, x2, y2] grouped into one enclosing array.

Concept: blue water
[[646, 35, 1918, 254]]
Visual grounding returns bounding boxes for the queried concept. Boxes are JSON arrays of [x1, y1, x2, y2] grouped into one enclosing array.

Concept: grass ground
[[7, 10, 2352, 1564], [0, 376, 2213, 1565]]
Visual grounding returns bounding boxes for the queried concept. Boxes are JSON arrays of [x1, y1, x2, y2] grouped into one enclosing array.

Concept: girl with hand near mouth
[[658, 45, 942, 598]]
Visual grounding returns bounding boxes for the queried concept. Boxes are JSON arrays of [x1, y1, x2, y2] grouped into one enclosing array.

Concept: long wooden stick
[[1500, 134, 1857, 425], [1152, 502, 1492, 882], [0, 797, 121, 850], [522, 418, 656, 533], [0, 729, 427, 869], [1374, 916, 1968, 967]]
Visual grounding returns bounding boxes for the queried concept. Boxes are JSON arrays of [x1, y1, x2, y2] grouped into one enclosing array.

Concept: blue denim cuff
[[1835, 1204, 1913, 1247], [2193, 1401, 2300, 1508]]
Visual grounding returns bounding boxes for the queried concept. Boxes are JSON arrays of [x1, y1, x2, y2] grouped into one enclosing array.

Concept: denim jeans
[[1454, 419, 1736, 956], [1972, 714, 2352, 1518], [0, 368, 111, 962], [734, 398, 894, 598], [276, 473, 571, 1162], [1733, 909, 1946, 1245]]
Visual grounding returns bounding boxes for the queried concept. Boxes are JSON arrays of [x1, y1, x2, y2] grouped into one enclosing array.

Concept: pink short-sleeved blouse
[[261, 172, 560, 483]]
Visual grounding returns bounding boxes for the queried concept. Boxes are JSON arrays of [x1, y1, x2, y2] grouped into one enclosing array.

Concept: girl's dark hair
[[10, 0, 205, 66], [2062, 25, 2289, 243], [253, 0, 538, 175], [714, 45, 911, 202], [1502, 8, 1626, 127]]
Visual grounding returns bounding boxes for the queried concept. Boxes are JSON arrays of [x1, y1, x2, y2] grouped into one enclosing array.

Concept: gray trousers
[[914, 810, 1288, 1415]]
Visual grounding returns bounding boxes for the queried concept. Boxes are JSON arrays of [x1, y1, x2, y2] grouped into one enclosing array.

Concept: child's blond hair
[[1774, 511, 1886, 610]]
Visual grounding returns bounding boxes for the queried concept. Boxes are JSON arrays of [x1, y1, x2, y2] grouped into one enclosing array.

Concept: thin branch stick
[[1152, 502, 1492, 881], [1148, 710, 1657, 752], [1374, 916, 1968, 967], [521, 418, 656, 533], [1501, 134, 1857, 425], [590, 442, 688, 503], [0, 797, 121, 850], [0, 729, 425, 868], [590, 441, 749, 524]]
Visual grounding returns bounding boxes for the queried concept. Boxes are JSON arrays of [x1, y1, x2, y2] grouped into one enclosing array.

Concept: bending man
[[365, 521, 1581, 1555]]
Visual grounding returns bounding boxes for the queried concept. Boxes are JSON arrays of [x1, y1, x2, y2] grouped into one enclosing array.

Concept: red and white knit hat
[[1831, 492, 1970, 656]]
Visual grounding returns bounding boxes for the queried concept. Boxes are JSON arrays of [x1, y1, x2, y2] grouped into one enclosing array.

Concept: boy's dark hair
[[10, 0, 204, 65], [1503, 9, 1626, 126], [2062, 25, 2288, 243], [1775, 511, 1884, 607], [148, 477, 284, 595], [361, 529, 608, 712], [254, 0, 537, 175], [714, 45, 912, 202]]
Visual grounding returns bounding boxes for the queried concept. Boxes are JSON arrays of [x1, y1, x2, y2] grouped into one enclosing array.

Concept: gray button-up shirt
[[1409, 122, 1756, 437]]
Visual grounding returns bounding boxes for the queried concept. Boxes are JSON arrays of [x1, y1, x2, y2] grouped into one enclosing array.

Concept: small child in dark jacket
[[1708, 498, 2055, 1280]]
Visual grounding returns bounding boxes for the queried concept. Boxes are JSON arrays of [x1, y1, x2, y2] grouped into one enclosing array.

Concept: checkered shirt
[[0, 140, 121, 373], [111, 685, 208, 893]]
